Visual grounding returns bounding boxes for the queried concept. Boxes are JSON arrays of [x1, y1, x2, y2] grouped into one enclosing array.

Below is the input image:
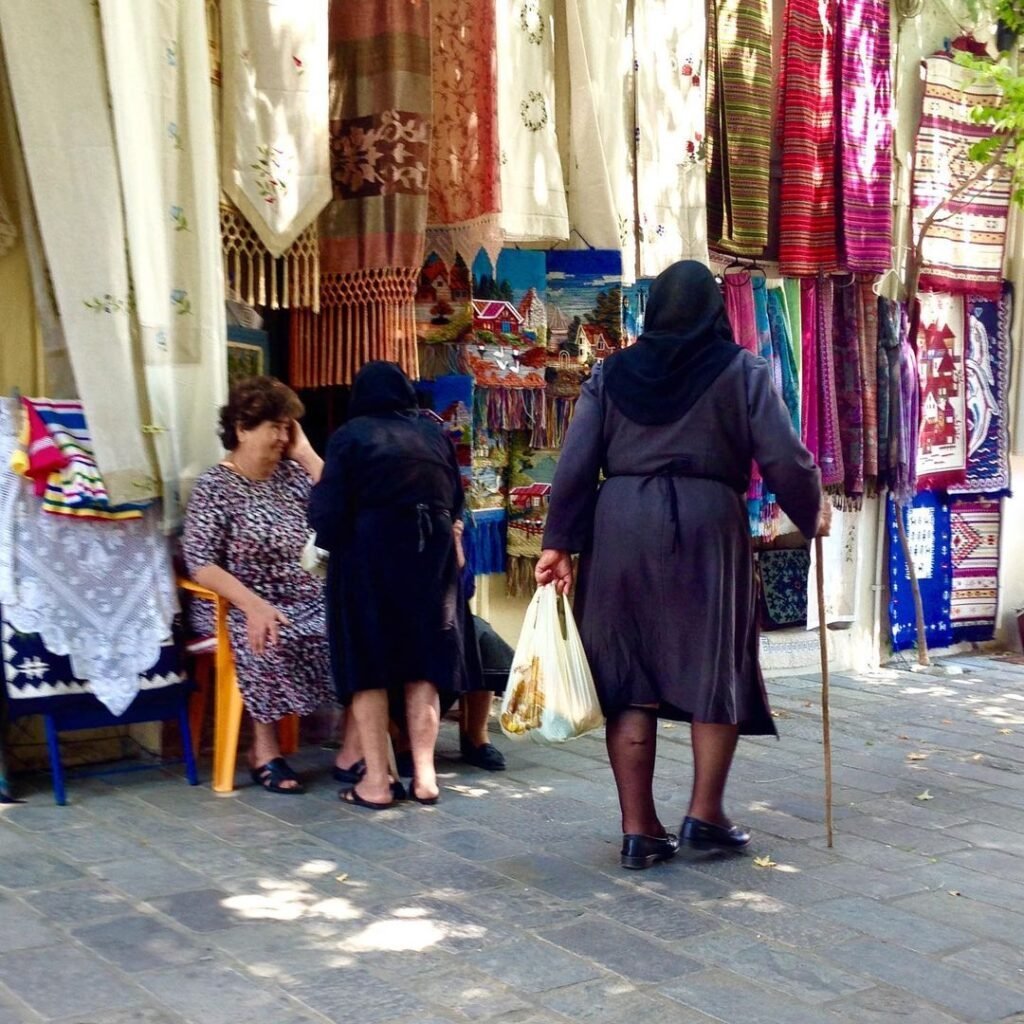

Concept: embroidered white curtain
[[564, 0, 637, 284], [99, 0, 227, 527], [0, 0, 157, 508], [220, 0, 331, 258], [496, 0, 569, 243]]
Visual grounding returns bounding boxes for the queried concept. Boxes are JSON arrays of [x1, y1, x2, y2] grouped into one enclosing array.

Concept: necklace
[[222, 453, 276, 481]]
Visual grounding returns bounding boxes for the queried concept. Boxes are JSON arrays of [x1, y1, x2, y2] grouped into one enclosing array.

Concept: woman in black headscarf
[[538, 260, 828, 868], [309, 361, 465, 808]]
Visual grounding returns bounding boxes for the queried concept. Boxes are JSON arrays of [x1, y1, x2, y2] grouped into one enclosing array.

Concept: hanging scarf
[[767, 286, 801, 434], [497, 0, 568, 242], [705, 0, 772, 256], [948, 286, 1013, 498], [888, 491, 952, 653], [816, 277, 844, 489], [911, 40, 1011, 298], [565, 0, 637, 283], [752, 277, 778, 536], [634, 0, 709, 272], [915, 292, 967, 491], [876, 297, 899, 491], [426, 0, 502, 271], [800, 279, 820, 460], [0, 0, 157, 507], [290, 1, 431, 387], [100, 0, 227, 526], [837, 0, 892, 272], [832, 276, 864, 500], [778, 0, 839, 276], [895, 305, 920, 504], [857, 279, 880, 485]]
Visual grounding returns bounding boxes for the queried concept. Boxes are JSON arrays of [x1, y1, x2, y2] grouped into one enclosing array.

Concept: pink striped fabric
[[838, 0, 892, 272]]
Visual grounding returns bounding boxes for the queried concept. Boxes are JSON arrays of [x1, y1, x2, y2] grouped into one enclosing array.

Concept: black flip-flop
[[331, 760, 366, 785], [408, 778, 439, 805], [339, 786, 394, 811], [250, 757, 305, 795]]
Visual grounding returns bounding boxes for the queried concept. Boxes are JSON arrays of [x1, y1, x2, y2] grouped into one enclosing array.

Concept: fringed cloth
[[895, 305, 920, 503], [290, 2, 431, 387], [426, 0, 502, 270], [832, 277, 865, 501], [857, 279, 880, 485], [767, 287, 801, 434], [911, 41, 1013, 298], [801, 278, 844, 490], [915, 292, 967, 491], [837, 0, 892, 272], [949, 497, 1001, 642], [777, 0, 839, 276], [705, 0, 772, 256], [888, 491, 952, 653], [948, 286, 1013, 498]]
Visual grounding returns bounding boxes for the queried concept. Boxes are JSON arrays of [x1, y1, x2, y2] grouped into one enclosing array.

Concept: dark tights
[[606, 707, 741, 836]]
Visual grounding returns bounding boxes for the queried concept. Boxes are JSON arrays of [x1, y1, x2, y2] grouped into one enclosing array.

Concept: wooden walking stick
[[814, 535, 834, 848]]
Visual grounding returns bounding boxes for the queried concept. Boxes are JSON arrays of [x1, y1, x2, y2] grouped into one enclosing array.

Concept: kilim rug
[[915, 292, 967, 492], [949, 497, 1001, 643], [888, 491, 952, 653], [911, 41, 1013, 298], [290, 1, 430, 386], [949, 285, 1013, 498]]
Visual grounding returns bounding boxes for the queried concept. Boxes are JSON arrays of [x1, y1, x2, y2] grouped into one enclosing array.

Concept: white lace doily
[[0, 399, 178, 715]]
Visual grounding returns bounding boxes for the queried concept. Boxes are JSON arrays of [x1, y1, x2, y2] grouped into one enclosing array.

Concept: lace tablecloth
[[0, 399, 177, 715]]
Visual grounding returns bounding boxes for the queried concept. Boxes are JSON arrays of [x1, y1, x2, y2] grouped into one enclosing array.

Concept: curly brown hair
[[218, 376, 304, 450]]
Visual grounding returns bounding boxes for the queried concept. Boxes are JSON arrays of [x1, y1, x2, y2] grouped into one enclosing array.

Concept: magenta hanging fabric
[[815, 277, 845, 489], [837, 0, 892, 272], [800, 280, 820, 460]]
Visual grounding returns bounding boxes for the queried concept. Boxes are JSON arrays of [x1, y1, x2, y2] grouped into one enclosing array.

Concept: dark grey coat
[[542, 352, 821, 734]]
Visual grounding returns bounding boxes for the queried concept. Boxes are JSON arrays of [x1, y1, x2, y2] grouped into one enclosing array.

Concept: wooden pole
[[814, 536, 834, 848]]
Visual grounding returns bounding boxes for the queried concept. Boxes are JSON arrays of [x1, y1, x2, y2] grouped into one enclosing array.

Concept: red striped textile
[[837, 0, 892, 272], [778, 0, 839, 276]]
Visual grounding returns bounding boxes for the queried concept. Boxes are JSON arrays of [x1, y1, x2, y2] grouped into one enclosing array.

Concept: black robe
[[309, 409, 466, 701]]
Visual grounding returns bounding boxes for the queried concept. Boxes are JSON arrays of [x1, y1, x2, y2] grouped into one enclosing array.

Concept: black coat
[[309, 408, 466, 701]]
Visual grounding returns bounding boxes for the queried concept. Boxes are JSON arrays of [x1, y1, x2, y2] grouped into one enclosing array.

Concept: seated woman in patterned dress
[[182, 377, 333, 794]]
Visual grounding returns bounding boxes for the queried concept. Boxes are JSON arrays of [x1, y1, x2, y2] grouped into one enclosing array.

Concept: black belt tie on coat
[[609, 459, 747, 553], [414, 504, 451, 553]]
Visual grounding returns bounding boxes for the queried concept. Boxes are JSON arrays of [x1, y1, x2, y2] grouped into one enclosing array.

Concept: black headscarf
[[349, 361, 417, 418], [603, 260, 743, 426]]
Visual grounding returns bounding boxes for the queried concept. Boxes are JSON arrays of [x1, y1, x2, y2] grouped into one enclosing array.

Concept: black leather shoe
[[680, 815, 751, 851], [620, 832, 679, 870], [460, 737, 507, 771]]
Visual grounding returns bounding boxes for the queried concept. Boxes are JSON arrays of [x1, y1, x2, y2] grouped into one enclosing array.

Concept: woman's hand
[[536, 549, 574, 595], [245, 598, 290, 656], [286, 419, 313, 462], [453, 519, 467, 571], [817, 497, 833, 538]]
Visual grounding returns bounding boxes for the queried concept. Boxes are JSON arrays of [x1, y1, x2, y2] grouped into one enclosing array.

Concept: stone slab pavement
[[2, 653, 1024, 1024]]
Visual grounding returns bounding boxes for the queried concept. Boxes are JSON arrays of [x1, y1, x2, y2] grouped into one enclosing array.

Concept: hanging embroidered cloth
[[911, 42, 1013, 298], [634, 0, 709, 273], [837, 0, 892, 272], [832, 277, 865, 500], [857, 279, 880, 485], [915, 292, 967, 491], [220, 1, 330, 259], [949, 497, 1000, 643], [888, 491, 953, 653], [564, 0, 637, 282], [705, 0, 772, 256], [497, 0, 568, 242], [426, 0, 502, 271], [811, 278, 844, 489], [948, 286, 1013, 498], [808, 506, 861, 629], [800, 280, 820, 460], [100, 0, 227, 526], [777, 0, 839, 276], [290, 1, 431, 387], [0, 0, 157, 508]]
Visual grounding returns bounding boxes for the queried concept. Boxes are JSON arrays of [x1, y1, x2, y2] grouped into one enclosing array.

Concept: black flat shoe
[[620, 832, 679, 870], [331, 760, 366, 785], [460, 738, 507, 771], [680, 815, 751, 851]]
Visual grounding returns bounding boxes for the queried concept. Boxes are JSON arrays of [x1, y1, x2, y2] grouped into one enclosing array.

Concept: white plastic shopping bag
[[500, 584, 604, 743]]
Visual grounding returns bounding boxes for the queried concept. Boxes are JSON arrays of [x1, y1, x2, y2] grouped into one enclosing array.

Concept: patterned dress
[[182, 460, 332, 723]]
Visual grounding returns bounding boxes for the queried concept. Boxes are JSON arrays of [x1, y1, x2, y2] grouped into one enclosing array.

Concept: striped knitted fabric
[[705, 0, 772, 256], [837, 0, 892, 272], [778, 0, 839, 276]]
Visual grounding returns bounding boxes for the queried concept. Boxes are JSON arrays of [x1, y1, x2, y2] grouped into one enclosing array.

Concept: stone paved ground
[[2, 653, 1024, 1024]]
